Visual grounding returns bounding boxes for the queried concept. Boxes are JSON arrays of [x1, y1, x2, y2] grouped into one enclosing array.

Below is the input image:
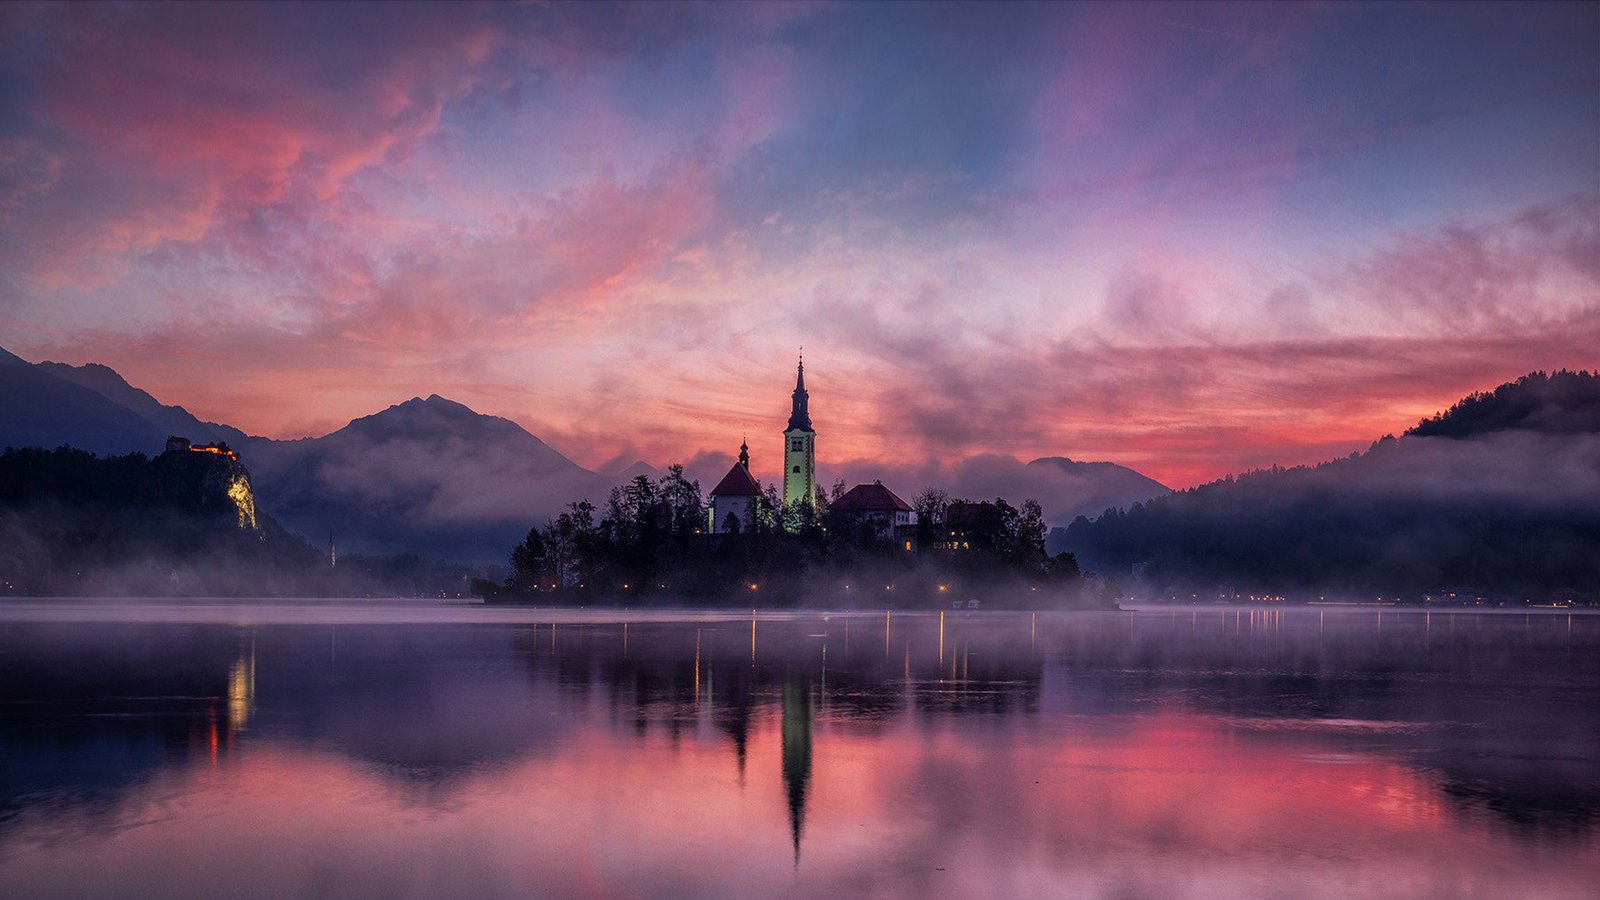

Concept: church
[[707, 356, 814, 534], [706, 355, 916, 543]]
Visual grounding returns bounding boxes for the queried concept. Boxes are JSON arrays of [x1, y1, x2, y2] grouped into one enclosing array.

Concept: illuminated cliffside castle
[[163, 435, 258, 531]]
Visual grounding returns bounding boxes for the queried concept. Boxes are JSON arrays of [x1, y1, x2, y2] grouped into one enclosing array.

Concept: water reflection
[[228, 634, 255, 733], [782, 677, 813, 866], [0, 606, 1596, 898]]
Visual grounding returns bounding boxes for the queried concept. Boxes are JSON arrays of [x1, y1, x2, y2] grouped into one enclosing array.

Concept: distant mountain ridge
[[1059, 369, 1600, 597], [0, 349, 606, 561], [0, 344, 1306, 566], [0, 363, 169, 457], [35, 360, 252, 447], [1024, 456, 1170, 523]]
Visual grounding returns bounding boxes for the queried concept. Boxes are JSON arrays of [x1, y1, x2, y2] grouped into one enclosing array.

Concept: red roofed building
[[830, 482, 917, 550], [708, 440, 761, 533]]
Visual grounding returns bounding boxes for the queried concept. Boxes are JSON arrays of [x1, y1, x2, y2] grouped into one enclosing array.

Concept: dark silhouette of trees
[[486, 469, 1090, 607], [2, 445, 490, 598]]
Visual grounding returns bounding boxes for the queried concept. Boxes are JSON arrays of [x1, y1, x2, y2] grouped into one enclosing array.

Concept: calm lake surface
[[0, 602, 1596, 899]]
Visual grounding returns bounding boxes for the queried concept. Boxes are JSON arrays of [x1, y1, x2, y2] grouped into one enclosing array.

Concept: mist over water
[[0, 602, 1596, 898]]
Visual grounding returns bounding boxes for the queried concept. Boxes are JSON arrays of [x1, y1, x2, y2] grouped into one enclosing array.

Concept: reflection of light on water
[[229, 636, 256, 732], [7, 611, 1600, 898]]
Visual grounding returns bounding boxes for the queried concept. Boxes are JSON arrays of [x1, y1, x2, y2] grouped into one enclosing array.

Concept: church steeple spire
[[786, 353, 811, 432], [782, 351, 816, 520], [739, 437, 749, 469]]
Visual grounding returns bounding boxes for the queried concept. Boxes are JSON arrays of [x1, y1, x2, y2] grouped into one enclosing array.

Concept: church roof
[[831, 482, 912, 512], [710, 461, 762, 497]]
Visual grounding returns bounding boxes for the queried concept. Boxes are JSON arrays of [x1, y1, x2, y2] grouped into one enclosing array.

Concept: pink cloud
[[2, 4, 1595, 497]]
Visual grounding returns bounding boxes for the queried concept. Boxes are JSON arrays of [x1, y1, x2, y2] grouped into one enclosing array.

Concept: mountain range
[[0, 347, 1171, 563], [1057, 370, 1600, 597]]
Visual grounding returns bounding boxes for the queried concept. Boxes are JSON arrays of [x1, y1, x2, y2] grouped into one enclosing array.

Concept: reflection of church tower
[[782, 355, 816, 520], [716, 669, 754, 785], [781, 678, 814, 867]]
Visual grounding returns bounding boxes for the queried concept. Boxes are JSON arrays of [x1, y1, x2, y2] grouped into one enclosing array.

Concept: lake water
[[0, 602, 1596, 898]]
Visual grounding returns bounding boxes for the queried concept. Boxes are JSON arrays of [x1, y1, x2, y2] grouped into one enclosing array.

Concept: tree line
[[481, 467, 1094, 607]]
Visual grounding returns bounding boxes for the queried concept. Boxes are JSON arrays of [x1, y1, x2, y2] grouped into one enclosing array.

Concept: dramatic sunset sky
[[1, 2, 1596, 487]]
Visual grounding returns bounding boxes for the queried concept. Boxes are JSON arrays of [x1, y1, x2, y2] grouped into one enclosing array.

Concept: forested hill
[[1059, 370, 1600, 599], [1407, 370, 1600, 438]]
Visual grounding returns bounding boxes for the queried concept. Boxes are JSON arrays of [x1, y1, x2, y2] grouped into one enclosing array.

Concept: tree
[[546, 500, 598, 588], [625, 474, 656, 521], [604, 485, 636, 547], [1013, 499, 1048, 570], [913, 488, 949, 526], [1046, 550, 1080, 581], [508, 527, 548, 590], [914, 487, 949, 547], [658, 464, 703, 536], [757, 484, 781, 532]]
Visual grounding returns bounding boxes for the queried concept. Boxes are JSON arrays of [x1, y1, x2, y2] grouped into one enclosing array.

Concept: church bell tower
[[782, 354, 816, 517]]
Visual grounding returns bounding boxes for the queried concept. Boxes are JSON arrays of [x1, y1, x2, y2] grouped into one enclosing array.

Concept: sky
[[1, 1, 1596, 488]]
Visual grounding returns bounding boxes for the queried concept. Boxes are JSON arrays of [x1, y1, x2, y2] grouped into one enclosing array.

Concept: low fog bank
[[0, 447, 491, 599], [1059, 429, 1600, 600], [480, 546, 1109, 612], [0, 501, 491, 600]]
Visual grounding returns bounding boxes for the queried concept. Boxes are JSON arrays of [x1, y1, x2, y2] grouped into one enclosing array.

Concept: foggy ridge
[[1059, 370, 1600, 599]]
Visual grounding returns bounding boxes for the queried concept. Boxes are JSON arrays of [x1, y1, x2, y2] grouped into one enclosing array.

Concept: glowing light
[[227, 475, 259, 531], [228, 641, 255, 732], [187, 444, 238, 460]]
